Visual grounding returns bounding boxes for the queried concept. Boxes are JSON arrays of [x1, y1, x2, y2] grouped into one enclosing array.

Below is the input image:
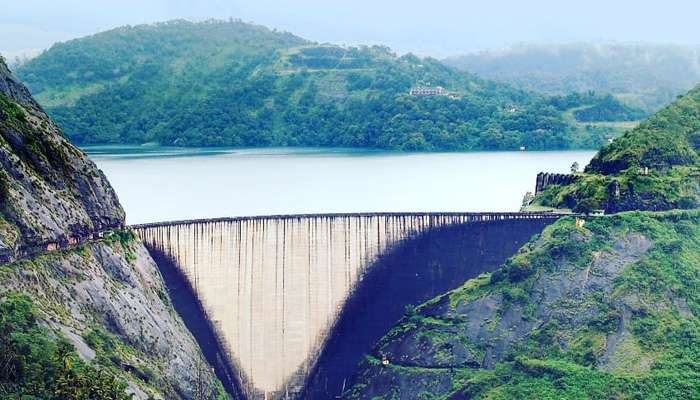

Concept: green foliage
[[351, 211, 700, 399], [573, 94, 647, 122], [588, 86, 700, 174], [103, 230, 135, 247], [534, 85, 700, 212], [0, 94, 28, 125], [491, 217, 598, 283], [83, 327, 157, 385], [103, 230, 137, 260], [456, 356, 700, 400], [548, 91, 648, 122], [0, 92, 64, 174], [0, 294, 132, 399], [17, 20, 604, 151], [449, 273, 493, 307]]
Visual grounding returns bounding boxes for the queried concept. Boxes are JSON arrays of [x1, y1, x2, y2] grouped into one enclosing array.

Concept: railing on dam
[[130, 211, 565, 230], [130, 212, 567, 399]]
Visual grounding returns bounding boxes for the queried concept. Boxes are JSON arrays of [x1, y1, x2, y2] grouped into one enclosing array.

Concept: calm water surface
[[82, 146, 595, 224]]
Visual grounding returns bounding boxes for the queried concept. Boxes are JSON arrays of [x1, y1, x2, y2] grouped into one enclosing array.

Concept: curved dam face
[[133, 213, 560, 399]]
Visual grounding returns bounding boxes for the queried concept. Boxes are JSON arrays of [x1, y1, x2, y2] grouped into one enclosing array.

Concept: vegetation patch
[[0, 294, 132, 399], [0, 94, 28, 127], [83, 327, 157, 385], [347, 211, 700, 399], [18, 20, 610, 151], [533, 85, 700, 213], [103, 230, 137, 260]]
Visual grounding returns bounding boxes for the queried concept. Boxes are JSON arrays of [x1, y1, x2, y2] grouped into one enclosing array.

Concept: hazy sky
[[2, 0, 700, 56]]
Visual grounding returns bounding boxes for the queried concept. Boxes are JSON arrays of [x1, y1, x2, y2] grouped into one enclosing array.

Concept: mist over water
[[84, 146, 595, 224]]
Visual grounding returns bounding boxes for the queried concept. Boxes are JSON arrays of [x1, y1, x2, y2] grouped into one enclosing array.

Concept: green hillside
[[345, 211, 700, 399], [445, 43, 700, 113], [344, 84, 700, 400], [533, 85, 700, 213], [18, 20, 610, 151]]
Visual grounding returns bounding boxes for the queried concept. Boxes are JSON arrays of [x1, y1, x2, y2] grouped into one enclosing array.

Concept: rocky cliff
[[0, 57, 227, 399], [0, 58, 124, 263]]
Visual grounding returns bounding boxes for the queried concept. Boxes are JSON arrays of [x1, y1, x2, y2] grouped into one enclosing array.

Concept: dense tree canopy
[[548, 91, 648, 122], [0, 294, 131, 399], [18, 20, 619, 151]]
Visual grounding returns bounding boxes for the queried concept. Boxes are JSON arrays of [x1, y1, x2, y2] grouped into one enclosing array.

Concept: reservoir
[[83, 146, 595, 224]]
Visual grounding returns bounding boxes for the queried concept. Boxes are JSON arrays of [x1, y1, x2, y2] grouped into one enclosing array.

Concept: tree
[[570, 162, 580, 173], [0, 295, 131, 400], [573, 198, 598, 215]]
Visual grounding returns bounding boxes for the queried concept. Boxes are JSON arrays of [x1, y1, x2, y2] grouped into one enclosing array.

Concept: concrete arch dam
[[132, 212, 562, 399]]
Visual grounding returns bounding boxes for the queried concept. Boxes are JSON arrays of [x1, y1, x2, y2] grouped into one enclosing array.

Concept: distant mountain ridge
[[17, 19, 612, 151], [445, 43, 700, 112]]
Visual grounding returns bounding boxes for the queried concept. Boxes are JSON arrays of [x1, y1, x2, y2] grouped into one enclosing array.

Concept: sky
[[2, 0, 700, 57]]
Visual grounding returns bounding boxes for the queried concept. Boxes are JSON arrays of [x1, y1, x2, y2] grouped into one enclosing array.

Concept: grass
[[34, 82, 107, 108]]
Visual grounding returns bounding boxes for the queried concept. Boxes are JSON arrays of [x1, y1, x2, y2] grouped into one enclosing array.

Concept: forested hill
[[445, 43, 700, 113], [18, 19, 609, 151], [532, 84, 700, 214]]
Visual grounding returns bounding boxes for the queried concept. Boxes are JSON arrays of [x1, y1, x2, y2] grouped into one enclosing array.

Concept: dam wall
[[133, 212, 561, 399], [301, 217, 556, 398]]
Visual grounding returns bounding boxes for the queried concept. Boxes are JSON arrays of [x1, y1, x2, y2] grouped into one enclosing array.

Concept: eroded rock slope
[[345, 212, 700, 399], [0, 57, 227, 399], [0, 58, 123, 262]]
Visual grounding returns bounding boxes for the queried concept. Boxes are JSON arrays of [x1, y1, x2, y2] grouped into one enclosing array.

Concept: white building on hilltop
[[409, 86, 447, 96]]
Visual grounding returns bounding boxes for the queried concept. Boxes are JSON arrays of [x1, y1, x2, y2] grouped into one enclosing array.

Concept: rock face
[[344, 213, 700, 399], [534, 172, 579, 195], [0, 57, 226, 399], [0, 57, 124, 263], [0, 238, 224, 399]]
